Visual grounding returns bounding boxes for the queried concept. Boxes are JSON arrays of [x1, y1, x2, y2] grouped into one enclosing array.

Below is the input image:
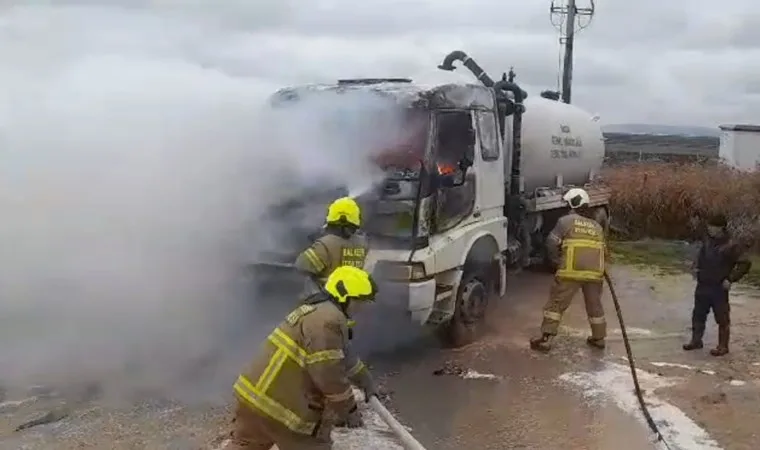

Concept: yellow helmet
[[326, 196, 361, 227], [324, 266, 378, 304]]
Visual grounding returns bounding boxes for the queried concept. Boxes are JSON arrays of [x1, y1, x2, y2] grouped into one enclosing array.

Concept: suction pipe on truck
[[438, 51, 528, 97], [438, 50, 495, 85], [492, 79, 525, 196]]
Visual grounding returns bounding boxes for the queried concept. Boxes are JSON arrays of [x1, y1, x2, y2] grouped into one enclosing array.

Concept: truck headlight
[[374, 261, 428, 281], [407, 262, 427, 281]]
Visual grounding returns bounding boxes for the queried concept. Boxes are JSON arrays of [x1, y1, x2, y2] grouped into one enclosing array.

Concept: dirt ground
[[2, 256, 760, 449], [596, 266, 760, 450]]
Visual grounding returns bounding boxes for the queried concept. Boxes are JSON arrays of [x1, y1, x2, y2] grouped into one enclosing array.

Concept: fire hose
[[604, 271, 672, 450], [368, 396, 427, 450]]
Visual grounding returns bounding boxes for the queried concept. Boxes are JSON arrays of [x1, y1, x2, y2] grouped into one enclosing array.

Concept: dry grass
[[601, 163, 760, 245]]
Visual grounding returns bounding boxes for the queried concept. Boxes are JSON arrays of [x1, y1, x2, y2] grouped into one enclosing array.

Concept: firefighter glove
[[362, 386, 378, 403]]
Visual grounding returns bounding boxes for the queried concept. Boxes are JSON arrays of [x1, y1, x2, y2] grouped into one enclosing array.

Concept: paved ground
[[2, 264, 759, 449]]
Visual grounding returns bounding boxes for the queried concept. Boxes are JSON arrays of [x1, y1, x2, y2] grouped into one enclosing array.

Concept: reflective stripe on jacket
[[294, 233, 368, 298], [549, 212, 606, 281], [234, 302, 357, 434], [295, 233, 368, 279]]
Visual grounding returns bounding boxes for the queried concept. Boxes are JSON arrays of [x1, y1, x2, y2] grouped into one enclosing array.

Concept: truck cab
[[365, 83, 511, 347], [250, 80, 511, 345], [252, 53, 610, 347]]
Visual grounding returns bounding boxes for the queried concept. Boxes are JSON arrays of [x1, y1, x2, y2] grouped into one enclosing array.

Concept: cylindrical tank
[[516, 96, 604, 194]]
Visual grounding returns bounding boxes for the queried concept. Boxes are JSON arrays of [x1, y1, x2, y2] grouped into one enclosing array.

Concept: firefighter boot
[[710, 325, 729, 356], [586, 337, 606, 349], [530, 334, 554, 352], [682, 324, 705, 351]]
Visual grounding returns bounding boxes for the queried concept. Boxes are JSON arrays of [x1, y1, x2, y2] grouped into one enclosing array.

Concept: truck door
[[474, 110, 505, 218]]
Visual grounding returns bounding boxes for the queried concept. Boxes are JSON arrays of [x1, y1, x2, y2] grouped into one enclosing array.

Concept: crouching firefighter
[[295, 196, 369, 297], [530, 188, 609, 352], [225, 266, 379, 450], [683, 214, 752, 356]]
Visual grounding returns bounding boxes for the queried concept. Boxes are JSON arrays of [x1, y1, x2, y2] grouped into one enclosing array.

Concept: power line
[[549, 0, 595, 104]]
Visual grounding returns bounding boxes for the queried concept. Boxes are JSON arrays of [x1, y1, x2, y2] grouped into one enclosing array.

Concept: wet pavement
[[376, 268, 659, 450], [2, 265, 760, 449]]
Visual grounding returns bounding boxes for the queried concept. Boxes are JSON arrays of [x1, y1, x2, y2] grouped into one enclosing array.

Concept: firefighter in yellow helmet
[[530, 187, 609, 352], [225, 266, 379, 450], [295, 196, 369, 297]]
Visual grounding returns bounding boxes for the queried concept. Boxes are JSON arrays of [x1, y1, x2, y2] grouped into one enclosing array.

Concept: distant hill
[[602, 123, 721, 138]]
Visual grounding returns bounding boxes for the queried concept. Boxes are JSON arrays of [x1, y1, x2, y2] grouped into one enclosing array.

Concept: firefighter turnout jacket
[[301, 293, 374, 392], [233, 302, 361, 435], [547, 211, 607, 281], [295, 232, 369, 285]]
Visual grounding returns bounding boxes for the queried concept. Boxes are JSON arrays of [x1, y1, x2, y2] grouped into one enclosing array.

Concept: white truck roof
[[270, 79, 497, 111]]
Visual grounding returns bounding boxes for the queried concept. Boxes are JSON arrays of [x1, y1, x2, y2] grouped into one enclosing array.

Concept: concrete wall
[[719, 129, 760, 170]]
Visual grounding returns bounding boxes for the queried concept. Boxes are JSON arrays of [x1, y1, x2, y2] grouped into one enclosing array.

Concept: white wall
[[719, 129, 760, 170]]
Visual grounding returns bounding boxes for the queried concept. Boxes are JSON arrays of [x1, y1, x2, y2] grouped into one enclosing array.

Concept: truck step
[[435, 284, 455, 303], [426, 308, 453, 326], [435, 283, 454, 295], [427, 284, 456, 325]]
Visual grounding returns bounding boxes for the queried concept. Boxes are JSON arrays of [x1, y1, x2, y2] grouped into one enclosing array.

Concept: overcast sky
[[1, 1, 759, 127]]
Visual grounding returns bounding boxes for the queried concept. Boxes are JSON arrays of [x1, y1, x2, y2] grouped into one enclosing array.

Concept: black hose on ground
[[604, 271, 673, 450]]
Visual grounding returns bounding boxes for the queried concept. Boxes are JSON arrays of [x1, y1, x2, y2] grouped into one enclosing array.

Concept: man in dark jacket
[[683, 214, 752, 356]]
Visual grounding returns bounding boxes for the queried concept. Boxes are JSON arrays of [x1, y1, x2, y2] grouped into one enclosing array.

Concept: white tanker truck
[[253, 51, 609, 346]]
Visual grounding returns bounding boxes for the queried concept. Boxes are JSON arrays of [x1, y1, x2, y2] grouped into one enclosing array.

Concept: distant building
[[719, 124, 760, 170]]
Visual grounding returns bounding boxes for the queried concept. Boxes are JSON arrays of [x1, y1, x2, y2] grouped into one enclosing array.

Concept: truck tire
[[440, 269, 493, 348]]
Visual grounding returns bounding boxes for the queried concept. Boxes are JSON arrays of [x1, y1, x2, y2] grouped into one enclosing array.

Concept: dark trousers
[[691, 283, 730, 339]]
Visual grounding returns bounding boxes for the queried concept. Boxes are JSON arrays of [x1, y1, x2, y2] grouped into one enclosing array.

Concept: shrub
[[601, 163, 760, 246]]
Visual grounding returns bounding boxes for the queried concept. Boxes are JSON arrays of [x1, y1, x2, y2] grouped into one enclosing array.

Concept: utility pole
[[550, 0, 595, 104]]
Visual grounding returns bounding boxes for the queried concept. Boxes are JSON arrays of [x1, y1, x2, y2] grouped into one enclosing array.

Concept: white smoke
[[0, 3, 406, 403]]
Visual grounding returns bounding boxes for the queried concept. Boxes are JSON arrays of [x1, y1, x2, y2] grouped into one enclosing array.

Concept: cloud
[[1, 0, 756, 127]]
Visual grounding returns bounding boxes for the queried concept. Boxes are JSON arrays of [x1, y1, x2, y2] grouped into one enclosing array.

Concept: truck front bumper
[[408, 278, 437, 325], [374, 278, 436, 326]]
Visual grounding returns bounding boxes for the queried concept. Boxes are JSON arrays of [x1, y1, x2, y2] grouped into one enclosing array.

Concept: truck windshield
[[359, 109, 429, 241], [258, 105, 429, 259], [359, 175, 421, 240], [249, 87, 436, 269]]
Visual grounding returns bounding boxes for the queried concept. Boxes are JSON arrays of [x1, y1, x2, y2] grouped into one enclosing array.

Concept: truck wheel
[[441, 271, 490, 347]]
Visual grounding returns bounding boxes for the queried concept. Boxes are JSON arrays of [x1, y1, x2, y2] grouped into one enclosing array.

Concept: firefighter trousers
[[224, 401, 332, 450], [540, 277, 606, 340], [691, 283, 730, 339]]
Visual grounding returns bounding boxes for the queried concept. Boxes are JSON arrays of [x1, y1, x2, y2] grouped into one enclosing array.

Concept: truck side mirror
[[458, 155, 473, 170], [451, 170, 466, 187], [462, 137, 475, 167]]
